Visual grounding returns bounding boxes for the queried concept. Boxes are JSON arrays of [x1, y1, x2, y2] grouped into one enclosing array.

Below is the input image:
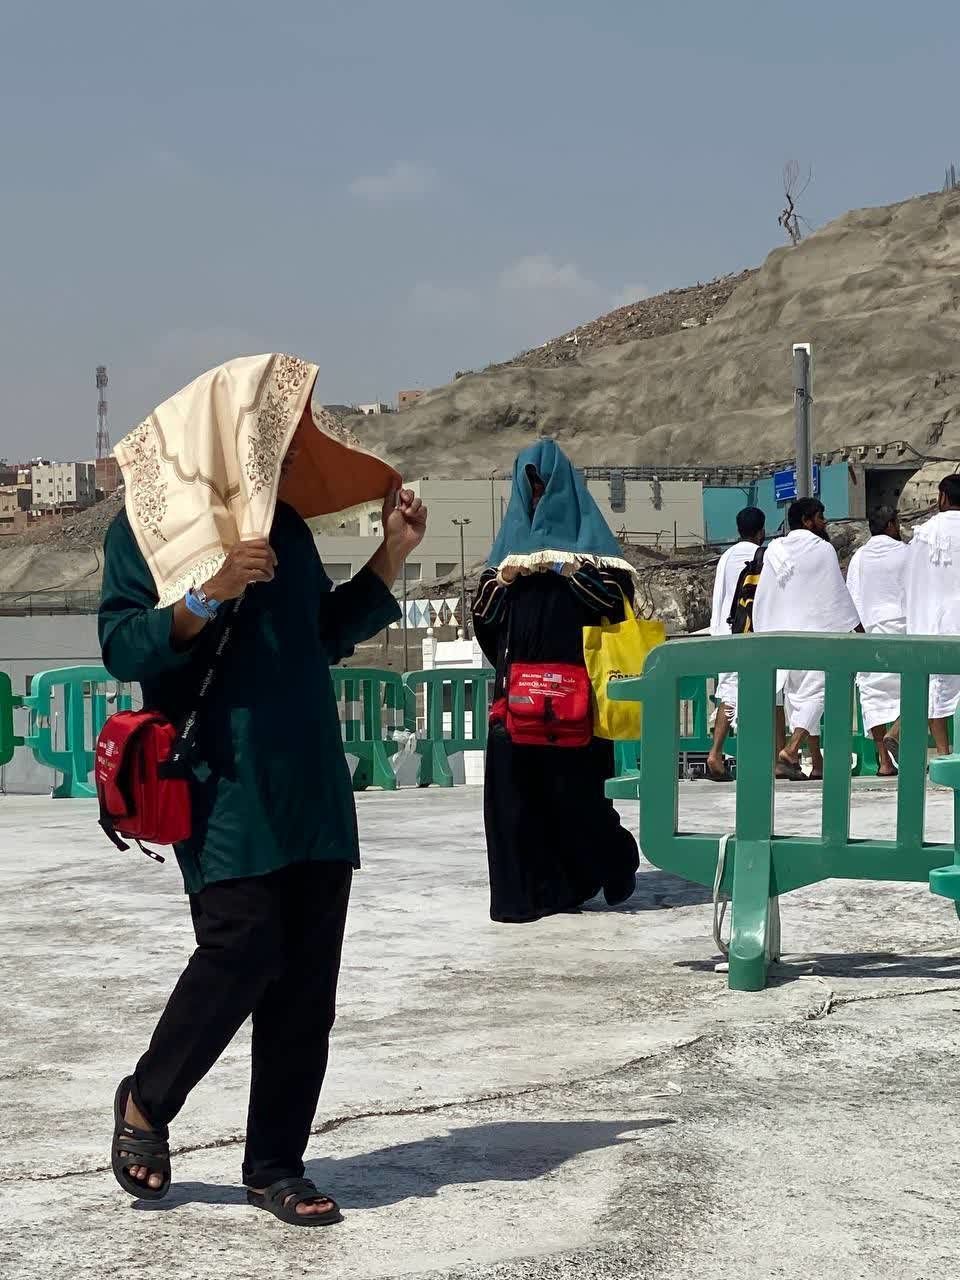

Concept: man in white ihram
[[905, 473, 960, 756], [846, 507, 907, 776], [753, 498, 862, 780], [705, 506, 766, 781]]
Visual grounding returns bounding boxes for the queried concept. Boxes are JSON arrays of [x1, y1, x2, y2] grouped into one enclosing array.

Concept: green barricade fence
[[679, 675, 715, 754], [403, 668, 495, 787], [606, 633, 960, 993], [613, 673, 736, 780], [4, 663, 495, 794], [330, 668, 411, 792], [0, 672, 21, 768], [20, 666, 132, 798]]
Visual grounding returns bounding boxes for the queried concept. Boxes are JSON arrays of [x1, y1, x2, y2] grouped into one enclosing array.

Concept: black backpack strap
[[163, 595, 243, 777]]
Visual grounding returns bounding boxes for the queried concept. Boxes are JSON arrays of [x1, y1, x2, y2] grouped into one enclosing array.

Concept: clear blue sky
[[3, 0, 959, 460]]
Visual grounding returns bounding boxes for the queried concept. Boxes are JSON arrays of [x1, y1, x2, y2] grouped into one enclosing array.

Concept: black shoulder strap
[[164, 596, 243, 774]]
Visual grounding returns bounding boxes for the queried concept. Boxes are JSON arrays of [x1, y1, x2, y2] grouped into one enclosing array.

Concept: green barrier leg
[[615, 740, 641, 774], [929, 755, 960, 904], [371, 740, 399, 791], [728, 837, 775, 992], [349, 742, 399, 792], [728, 666, 778, 991], [351, 753, 372, 792], [52, 680, 90, 799], [417, 742, 454, 788]]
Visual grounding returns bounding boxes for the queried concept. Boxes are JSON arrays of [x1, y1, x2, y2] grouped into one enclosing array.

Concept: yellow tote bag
[[583, 596, 665, 740]]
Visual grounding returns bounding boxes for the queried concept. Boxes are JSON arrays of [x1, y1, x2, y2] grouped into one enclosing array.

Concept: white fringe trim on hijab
[[156, 553, 227, 610], [496, 549, 639, 586]]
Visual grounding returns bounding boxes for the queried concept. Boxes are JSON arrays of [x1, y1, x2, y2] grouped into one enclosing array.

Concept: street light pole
[[793, 343, 813, 500], [452, 516, 471, 638]]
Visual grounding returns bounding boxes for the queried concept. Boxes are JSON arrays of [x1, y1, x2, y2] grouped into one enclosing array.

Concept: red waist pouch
[[503, 662, 593, 748]]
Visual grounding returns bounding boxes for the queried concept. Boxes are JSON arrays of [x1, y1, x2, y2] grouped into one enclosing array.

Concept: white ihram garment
[[753, 530, 861, 734], [905, 510, 960, 719], [846, 535, 907, 733], [709, 540, 760, 715]]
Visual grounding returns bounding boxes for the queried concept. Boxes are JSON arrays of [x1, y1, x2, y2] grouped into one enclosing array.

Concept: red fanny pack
[[501, 662, 593, 748], [95, 711, 192, 861], [95, 598, 239, 862]]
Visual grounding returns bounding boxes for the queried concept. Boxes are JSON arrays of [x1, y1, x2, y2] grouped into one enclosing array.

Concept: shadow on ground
[[677, 951, 960, 983], [133, 1118, 673, 1213], [584, 870, 713, 914]]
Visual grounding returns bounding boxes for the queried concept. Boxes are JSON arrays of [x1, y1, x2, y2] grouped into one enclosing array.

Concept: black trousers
[[131, 860, 353, 1188]]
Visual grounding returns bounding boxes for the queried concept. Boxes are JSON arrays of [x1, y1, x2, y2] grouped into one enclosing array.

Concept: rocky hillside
[[352, 190, 960, 479], [487, 270, 756, 372]]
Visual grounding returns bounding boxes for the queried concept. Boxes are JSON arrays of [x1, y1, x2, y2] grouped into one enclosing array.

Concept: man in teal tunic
[[100, 354, 426, 1226]]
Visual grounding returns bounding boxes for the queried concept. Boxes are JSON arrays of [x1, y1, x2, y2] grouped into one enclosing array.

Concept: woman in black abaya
[[472, 442, 640, 924]]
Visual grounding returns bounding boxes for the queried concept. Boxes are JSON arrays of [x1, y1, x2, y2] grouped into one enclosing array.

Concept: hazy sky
[[3, 0, 959, 460]]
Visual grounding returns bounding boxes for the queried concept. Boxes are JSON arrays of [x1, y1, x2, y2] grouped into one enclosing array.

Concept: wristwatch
[[184, 585, 221, 621]]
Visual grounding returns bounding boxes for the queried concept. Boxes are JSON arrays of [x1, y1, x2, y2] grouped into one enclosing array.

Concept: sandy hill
[[350, 190, 960, 478], [5, 189, 959, 610]]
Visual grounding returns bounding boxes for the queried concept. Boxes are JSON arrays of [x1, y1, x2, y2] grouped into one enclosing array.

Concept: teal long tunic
[[98, 503, 401, 894]]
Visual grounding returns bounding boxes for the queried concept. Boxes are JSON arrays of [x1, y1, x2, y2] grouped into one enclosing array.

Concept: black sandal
[[111, 1077, 171, 1200], [247, 1178, 343, 1227]]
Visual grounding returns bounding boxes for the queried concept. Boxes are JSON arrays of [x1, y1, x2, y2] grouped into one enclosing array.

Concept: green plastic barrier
[[330, 668, 411, 792], [0, 672, 22, 768], [613, 674, 736, 782], [403, 668, 495, 787], [679, 675, 714, 754], [606, 633, 960, 992], [20, 666, 132, 798]]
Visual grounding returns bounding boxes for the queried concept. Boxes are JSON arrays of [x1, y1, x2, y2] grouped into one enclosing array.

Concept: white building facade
[[31, 462, 96, 511], [314, 475, 705, 589]]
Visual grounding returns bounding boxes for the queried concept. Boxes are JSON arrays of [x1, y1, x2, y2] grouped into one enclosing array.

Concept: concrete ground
[[2, 783, 960, 1280]]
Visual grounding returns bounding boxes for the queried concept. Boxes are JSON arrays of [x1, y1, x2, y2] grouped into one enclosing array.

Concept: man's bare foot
[[776, 750, 804, 780], [248, 1186, 338, 1217], [705, 751, 731, 781], [121, 1094, 164, 1192]]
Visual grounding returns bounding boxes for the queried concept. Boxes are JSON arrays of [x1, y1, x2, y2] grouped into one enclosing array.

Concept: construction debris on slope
[[488, 269, 757, 371], [1, 489, 125, 550]]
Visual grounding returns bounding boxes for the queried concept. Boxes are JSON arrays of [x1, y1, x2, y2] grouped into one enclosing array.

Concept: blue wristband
[[185, 587, 218, 620]]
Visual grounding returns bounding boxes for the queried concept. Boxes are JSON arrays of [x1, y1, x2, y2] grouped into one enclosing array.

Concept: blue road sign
[[774, 464, 820, 504]]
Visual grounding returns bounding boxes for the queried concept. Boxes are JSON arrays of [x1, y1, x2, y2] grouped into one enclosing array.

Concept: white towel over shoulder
[[905, 510, 960, 718], [753, 530, 861, 734]]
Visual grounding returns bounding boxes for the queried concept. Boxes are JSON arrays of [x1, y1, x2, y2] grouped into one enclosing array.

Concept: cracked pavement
[[2, 786, 960, 1279]]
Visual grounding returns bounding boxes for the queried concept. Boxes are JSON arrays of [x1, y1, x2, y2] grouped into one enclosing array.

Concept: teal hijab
[[488, 440, 625, 567]]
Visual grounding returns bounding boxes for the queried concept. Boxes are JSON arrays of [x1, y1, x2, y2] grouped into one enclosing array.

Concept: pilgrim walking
[[100, 354, 426, 1225], [905, 473, 960, 755], [472, 442, 640, 923], [846, 507, 907, 775], [705, 506, 766, 781], [752, 498, 862, 780]]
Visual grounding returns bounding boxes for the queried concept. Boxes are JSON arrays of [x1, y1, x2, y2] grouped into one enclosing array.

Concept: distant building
[[0, 484, 32, 535], [95, 456, 121, 496], [397, 389, 424, 411], [357, 402, 392, 416], [31, 461, 96, 512], [322, 403, 356, 420], [313, 475, 707, 603]]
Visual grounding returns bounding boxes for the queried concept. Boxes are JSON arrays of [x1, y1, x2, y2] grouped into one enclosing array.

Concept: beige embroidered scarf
[[114, 353, 399, 607]]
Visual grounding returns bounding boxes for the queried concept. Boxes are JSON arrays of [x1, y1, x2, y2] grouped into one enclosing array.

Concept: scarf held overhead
[[487, 440, 634, 577], [114, 353, 400, 608]]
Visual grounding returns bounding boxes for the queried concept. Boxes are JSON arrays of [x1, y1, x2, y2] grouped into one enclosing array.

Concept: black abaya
[[473, 570, 640, 923]]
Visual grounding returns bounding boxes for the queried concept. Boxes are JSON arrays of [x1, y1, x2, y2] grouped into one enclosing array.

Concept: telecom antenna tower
[[95, 365, 110, 459]]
